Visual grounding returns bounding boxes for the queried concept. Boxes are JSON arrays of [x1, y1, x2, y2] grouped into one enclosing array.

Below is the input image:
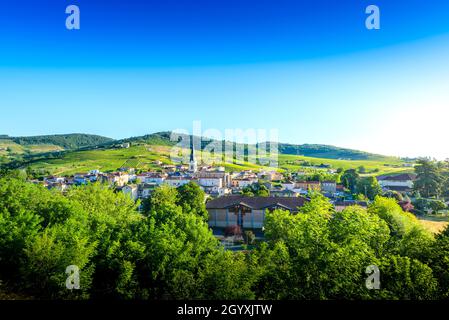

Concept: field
[[0, 139, 63, 157], [417, 215, 449, 234], [278, 154, 410, 176], [18, 141, 410, 177]]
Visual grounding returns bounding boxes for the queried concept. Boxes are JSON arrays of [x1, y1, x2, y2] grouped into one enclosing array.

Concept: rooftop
[[206, 195, 308, 211]]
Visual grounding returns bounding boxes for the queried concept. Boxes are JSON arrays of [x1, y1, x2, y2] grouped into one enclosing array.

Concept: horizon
[[1, 1, 449, 159]]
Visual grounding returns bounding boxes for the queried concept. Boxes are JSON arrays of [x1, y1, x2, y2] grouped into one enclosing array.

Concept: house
[[122, 185, 138, 201], [162, 165, 177, 172], [206, 196, 309, 231], [270, 189, 300, 197], [281, 181, 296, 191], [321, 181, 337, 194], [44, 176, 66, 184], [85, 174, 99, 183], [73, 174, 88, 185], [137, 172, 166, 185], [377, 173, 416, 192], [334, 200, 368, 212], [257, 171, 283, 181], [231, 177, 257, 189], [295, 181, 321, 192], [107, 172, 129, 187], [197, 171, 231, 188], [118, 167, 135, 174], [164, 176, 192, 188], [138, 183, 158, 199], [201, 185, 231, 197]]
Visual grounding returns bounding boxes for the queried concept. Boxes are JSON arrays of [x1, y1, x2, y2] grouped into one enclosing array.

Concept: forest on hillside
[[9, 134, 113, 150]]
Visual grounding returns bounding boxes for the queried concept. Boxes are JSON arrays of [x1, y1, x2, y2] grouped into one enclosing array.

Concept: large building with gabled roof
[[206, 195, 309, 230]]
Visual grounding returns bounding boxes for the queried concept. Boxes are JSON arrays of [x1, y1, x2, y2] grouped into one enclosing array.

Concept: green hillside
[[0, 131, 410, 176], [278, 143, 387, 160], [20, 142, 407, 177], [10, 133, 113, 149], [124, 132, 391, 161]]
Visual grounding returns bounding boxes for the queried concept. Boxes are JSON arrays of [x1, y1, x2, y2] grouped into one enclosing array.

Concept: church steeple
[[189, 135, 198, 173]]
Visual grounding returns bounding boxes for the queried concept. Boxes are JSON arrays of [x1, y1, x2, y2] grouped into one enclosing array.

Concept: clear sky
[[1, 0, 449, 159]]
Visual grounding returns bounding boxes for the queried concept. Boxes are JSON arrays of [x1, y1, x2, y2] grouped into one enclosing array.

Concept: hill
[[9, 134, 113, 150], [277, 143, 386, 161], [0, 131, 410, 177], [122, 132, 390, 161]]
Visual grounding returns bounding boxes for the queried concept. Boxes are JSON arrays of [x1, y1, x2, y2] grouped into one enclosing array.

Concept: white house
[[377, 173, 416, 190], [44, 176, 65, 184], [281, 181, 296, 191], [232, 178, 257, 189], [321, 181, 337, 194], [164, 176, 192, 188], [197, 171, 230, 188], [108, 172, 129, 187], [137, 173, 166, 185], [122, 185, 138, 201], [138, 183, 158, 199]]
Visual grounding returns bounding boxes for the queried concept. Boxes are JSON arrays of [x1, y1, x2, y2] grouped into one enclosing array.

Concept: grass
[[26, 144, 281, 176], [417, 214, 449, 234], [19, 140, 410, 177], [0, 139, 62, 156], [278, 154, 409, 176]]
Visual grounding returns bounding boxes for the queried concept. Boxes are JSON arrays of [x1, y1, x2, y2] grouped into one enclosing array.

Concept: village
[[33, 141, 419, 239]]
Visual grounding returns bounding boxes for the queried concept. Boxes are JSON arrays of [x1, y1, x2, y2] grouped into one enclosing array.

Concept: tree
[[414, 159, 444, 198], [368, 197, 434, 261], [357, 166, 367, 174], [356, 176, 382, 200], [383, 190, 403, 202], [177, 182, 208, 221], [428, 200, 447, 214], [341, 169, 359, 193], [141, 184, 178, 218], [428, 227, 449, 298], [241, 183, 270, 197], [375, 255, 438, 300]]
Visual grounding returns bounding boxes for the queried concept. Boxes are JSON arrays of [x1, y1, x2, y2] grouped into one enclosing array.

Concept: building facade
[[206, 196, 308, 231]]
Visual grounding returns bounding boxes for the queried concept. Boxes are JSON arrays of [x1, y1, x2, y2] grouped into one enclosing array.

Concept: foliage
[[414, 159, 444, 198], [241, 183, 270, 197], [12, 134, 113, 150], [341, 169, 359, 193], [356, 176, 382, 200], [177, 182, 209, 221], [0, 177, 446, 300]]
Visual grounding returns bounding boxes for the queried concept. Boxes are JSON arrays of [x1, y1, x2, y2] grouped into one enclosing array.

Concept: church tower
[[189, 135, 198, 173]]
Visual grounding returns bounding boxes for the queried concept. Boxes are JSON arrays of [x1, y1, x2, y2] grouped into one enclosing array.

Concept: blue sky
[[1, 0, 449, 158]]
